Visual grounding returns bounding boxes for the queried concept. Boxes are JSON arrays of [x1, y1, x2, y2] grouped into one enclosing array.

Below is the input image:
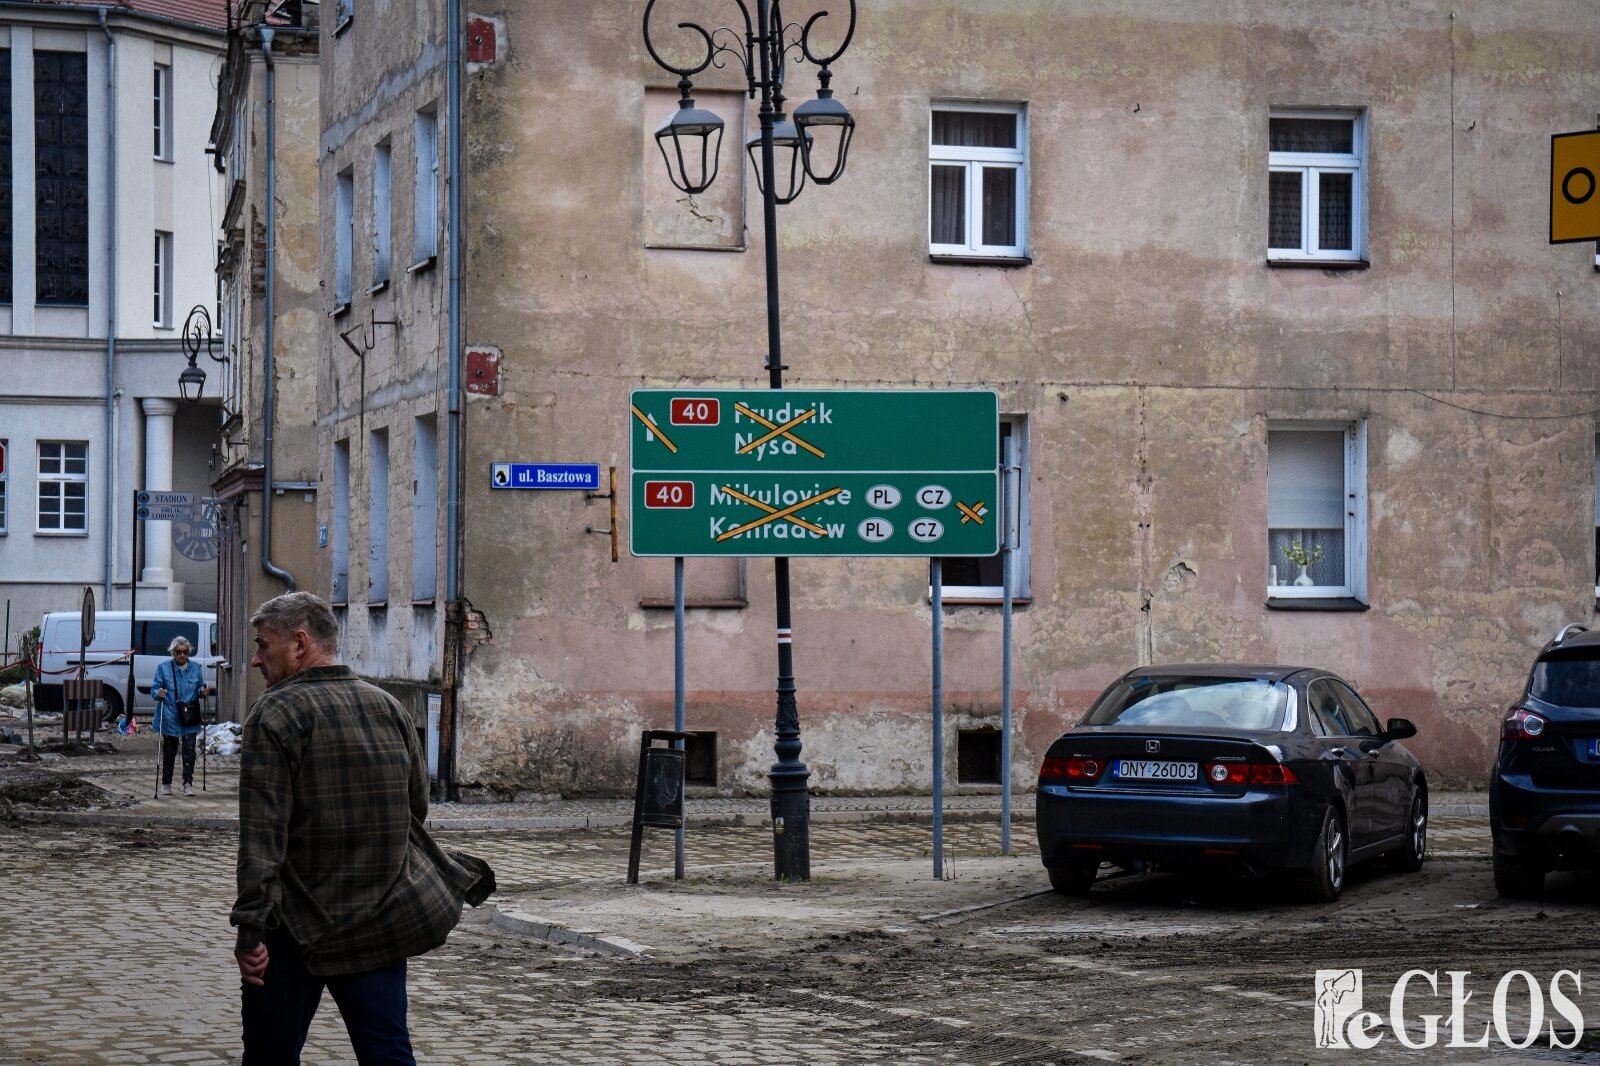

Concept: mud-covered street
[[2, 807, 1598, 1065]]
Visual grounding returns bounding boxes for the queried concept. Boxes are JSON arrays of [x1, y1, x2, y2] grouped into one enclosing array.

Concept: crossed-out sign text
[[633, 400, 827, 460], [717, 485, 843, 542]]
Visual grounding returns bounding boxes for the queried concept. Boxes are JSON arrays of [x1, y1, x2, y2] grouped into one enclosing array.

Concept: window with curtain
[[929, 104, 1027, 259], [1267, 424, 1366, 600], [1268, 110, 1364, 263]]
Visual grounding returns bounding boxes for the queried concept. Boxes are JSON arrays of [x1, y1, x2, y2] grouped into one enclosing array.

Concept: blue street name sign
[[491, 462, 601, 491]]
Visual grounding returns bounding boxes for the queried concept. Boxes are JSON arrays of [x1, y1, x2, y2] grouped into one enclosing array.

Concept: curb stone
[[487, 903, 648, 958]]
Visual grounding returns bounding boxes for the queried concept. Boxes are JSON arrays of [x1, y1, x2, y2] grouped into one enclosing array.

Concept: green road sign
[[629, 389, 999, 558]]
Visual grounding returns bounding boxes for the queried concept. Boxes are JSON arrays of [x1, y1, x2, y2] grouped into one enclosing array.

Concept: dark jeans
[[160, 734, 196, 786], [241, 927, 415, 1066]]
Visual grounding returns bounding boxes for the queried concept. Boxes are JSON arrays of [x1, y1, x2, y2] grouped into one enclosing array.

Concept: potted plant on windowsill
[[1281, 541, 1324, 587]]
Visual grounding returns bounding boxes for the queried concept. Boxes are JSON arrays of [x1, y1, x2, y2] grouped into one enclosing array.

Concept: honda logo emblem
[[1145, 740, 1161, 753]]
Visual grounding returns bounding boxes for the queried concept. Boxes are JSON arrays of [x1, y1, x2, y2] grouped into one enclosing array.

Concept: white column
[[141, 398, 176, 584]]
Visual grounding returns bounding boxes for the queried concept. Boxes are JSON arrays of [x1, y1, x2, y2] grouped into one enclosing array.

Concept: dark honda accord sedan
[[1036, 664, 1427, 901]]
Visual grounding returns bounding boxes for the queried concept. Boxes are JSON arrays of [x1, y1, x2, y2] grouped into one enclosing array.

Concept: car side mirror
[[1385, 717, 1417, 741]]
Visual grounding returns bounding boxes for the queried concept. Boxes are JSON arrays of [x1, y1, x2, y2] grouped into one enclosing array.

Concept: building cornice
[[0, 4, 226, 48]]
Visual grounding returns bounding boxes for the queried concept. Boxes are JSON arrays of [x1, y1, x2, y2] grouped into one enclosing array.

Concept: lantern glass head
[[178, 363, 206, 405], [793, 94, 855, 185], [746, 120, 810, 205], [654, 104, 725, 195]]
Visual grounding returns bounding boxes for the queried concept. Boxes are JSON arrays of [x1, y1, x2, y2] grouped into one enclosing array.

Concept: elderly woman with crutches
[[152, 636, 209, 797]]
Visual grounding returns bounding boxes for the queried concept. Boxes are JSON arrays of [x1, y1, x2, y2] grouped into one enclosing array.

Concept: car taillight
[[1039, 755, 1104, 783], [1205, 761, 1299, 786], [1502, 708, 1547, 740]]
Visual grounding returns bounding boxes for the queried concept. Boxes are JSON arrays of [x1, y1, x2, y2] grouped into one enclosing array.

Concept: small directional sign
[[135, 490, 195, 521], [491, 462, 601, 490], [629, 389, 999, 558], [1551, 129, 1600, 243]]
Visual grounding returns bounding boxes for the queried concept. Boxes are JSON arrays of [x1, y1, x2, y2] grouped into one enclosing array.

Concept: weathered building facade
[[208, 0, 319, 720], [0, 0, 227, 665], [321, 0, 1600, 794]]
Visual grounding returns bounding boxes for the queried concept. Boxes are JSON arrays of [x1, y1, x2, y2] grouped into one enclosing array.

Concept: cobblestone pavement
[[0, 814, 1518, 1065]]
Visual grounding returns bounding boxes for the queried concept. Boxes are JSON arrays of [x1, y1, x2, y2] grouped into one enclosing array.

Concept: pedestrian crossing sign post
[[628, 389, 1000, 558]]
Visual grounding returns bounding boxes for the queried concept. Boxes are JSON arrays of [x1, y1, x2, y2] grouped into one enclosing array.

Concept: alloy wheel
[[1326, 818, 1346, 892]]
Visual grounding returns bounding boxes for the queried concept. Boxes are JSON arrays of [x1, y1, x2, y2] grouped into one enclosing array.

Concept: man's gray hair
[[167, 635, 193, 655], [250, 591, 339, 650]]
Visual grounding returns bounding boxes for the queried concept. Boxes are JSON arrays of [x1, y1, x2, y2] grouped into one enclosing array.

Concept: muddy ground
[[3, 815, 1596, 1064]]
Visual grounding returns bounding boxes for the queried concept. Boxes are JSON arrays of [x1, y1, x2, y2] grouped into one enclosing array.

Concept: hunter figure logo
[[1315, 969, 1361, 1048]]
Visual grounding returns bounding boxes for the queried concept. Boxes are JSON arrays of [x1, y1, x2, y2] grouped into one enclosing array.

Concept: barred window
[[0, 48, 12, 304], [35, 51, 89, 306]]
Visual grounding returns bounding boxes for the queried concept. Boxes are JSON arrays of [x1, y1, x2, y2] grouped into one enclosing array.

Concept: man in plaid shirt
[[232, 591, 492, 1064]]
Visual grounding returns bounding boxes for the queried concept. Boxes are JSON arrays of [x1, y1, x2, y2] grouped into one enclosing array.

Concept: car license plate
[[1113, 759, 1198, 782], [1589, 739, 1600, 759]]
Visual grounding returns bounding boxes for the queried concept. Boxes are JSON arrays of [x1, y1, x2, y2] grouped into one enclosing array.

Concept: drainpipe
[[259, 26, 294, 590], [98, 8, 116, 602], [440, 0, 464, 798]]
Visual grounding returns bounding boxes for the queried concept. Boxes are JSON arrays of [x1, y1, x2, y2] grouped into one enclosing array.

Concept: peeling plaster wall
[[332, 0, 1599, 794], [316, 0, 447, 689]]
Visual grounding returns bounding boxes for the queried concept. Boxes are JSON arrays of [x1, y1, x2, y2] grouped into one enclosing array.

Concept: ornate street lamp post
[[176, 305, 228, 406], [643, 0, 856, 882]]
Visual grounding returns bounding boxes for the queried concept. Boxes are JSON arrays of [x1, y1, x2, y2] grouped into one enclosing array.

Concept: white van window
[[140, 620, 200, 657]]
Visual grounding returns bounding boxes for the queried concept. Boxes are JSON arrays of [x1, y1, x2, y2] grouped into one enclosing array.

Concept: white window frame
[[1267, 108, 1366, 264], [1266, 420, 1367, 602], [933, 415, 1031, 601], [371, 140, 392, 289], [413, 109, 439, 265], [0, 439, 8, 534], [333, 168, 354, 312], [153, 231, 172, 327], [928, 102, 1028, 260], [152, 63, 172, 160], [36, 440, 88, 535]]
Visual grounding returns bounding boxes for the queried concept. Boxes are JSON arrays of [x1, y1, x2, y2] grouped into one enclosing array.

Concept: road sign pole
[[1000, 439, 1016, 857], [124, 490, 139, 730], [674, 556, 686, 882], [931, 558, 944, 880]]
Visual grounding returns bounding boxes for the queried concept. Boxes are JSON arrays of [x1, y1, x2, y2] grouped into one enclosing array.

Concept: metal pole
[[931, 558, 944, 880], [1000, 438, 1015, 856], [23, 633, 35, 751], [124, 490, 139, 730], [756, 0, 810, 883], [674, 556, 686, 881]]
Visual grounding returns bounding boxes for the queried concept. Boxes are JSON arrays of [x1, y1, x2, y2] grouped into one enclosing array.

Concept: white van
[[36, 610, 220, 720]]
